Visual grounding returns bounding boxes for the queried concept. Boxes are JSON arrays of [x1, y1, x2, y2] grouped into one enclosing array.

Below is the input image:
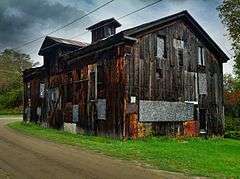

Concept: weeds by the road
[[8, 121, 240, 178]]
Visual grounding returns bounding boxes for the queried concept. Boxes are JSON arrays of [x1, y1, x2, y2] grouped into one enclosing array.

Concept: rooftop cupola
[[86, 18, 121, 43]]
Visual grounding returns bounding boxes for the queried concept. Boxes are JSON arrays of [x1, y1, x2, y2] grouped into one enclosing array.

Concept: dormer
[[86, 18, 121, 43]]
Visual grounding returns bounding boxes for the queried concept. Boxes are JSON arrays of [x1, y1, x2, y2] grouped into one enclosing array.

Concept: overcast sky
[[0, 0, 234, 74]]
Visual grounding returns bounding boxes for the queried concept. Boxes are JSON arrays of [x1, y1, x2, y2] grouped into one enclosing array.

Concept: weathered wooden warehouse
[[23, 11, 229, 138]]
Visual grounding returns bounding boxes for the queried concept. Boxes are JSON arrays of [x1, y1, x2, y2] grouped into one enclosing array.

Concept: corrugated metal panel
[[72, 105, 79, 123], [97, 99, 106, 120], [139, 100, 194, 122], [199, 73, 207, 94]]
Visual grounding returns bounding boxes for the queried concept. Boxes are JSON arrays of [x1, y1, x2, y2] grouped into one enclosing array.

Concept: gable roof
[[86, 18, 121, 31], [66, 32, 137, 63], [38, 36, 89, 56], [123, 10, 229, 62], [23, 66, 45, 81]]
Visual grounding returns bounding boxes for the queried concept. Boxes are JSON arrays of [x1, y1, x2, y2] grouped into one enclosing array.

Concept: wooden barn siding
[[205, 49, 224, 135], [70, 46, 127, 137], [125, 20, 223, 137], [43, 50, 69, 129], [23, 78, 43, 123]]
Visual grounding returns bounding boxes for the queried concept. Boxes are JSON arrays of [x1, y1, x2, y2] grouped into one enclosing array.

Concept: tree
[[218, 0, 240, 77], [0, 49, 35, 110]]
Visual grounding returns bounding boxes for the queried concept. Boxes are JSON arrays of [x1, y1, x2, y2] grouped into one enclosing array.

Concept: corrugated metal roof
[[47, 36, 89, 47], [86, 18, 121, 30]]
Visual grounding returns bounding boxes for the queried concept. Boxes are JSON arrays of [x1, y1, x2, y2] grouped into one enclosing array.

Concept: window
[[156, 68, 163, 79], [104, 26, 113, 37], [178, 49, 184, 66], [198, 47, 205, 66], [156, 36, 166, 58], [97, 64, 105, 98], [199, 108, 207, 130], [174, 39, 185, 66], [107, 27, 112, 36], [173, 39, 185, 49]]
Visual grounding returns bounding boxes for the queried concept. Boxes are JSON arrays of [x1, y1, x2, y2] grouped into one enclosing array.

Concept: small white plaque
[[130, 96, 136, 103]]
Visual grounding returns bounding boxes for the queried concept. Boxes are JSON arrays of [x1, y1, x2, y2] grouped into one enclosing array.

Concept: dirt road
[[0, 117, 195, 179]]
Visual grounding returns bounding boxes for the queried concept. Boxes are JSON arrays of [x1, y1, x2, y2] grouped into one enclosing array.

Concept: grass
[[8, 121, 240, 178], [0, 108, 22, 115]]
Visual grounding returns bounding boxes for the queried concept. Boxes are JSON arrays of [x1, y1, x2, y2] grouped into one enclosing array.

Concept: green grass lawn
[[0, 114, 22, 119], [8, 121, 240, 178], [0, 108, 22, 115]]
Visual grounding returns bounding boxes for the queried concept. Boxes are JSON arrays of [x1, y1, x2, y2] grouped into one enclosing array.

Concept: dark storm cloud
[[0, 0, 90, 50]]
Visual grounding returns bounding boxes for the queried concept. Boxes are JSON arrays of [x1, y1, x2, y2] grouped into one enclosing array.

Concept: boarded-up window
[[199, 73, 207, 94], [97, 99, 106, 120], [156, 36, 166, 58], [184, 71, 197, 101], [198, 47, 205, 66]]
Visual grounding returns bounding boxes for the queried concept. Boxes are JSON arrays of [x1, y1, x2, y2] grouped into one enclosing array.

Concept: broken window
[[156, 36, 166, 58], [174, 39, 185, 66], [173, 39, 185, 49], [198, 47, 205, 66]]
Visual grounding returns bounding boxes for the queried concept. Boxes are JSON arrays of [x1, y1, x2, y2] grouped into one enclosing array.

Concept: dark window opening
[[199, 108, 207, 130], [67, 85, 73, 102], [67, 72, 73, 102], [178, 49, 184, 66], [156, 68, 163, 79], [90, 71, 96, 100], [97, 64, 105, 98]]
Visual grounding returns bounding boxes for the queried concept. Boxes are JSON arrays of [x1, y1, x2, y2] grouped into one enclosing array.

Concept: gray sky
[[0, 0, 234, 74]]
